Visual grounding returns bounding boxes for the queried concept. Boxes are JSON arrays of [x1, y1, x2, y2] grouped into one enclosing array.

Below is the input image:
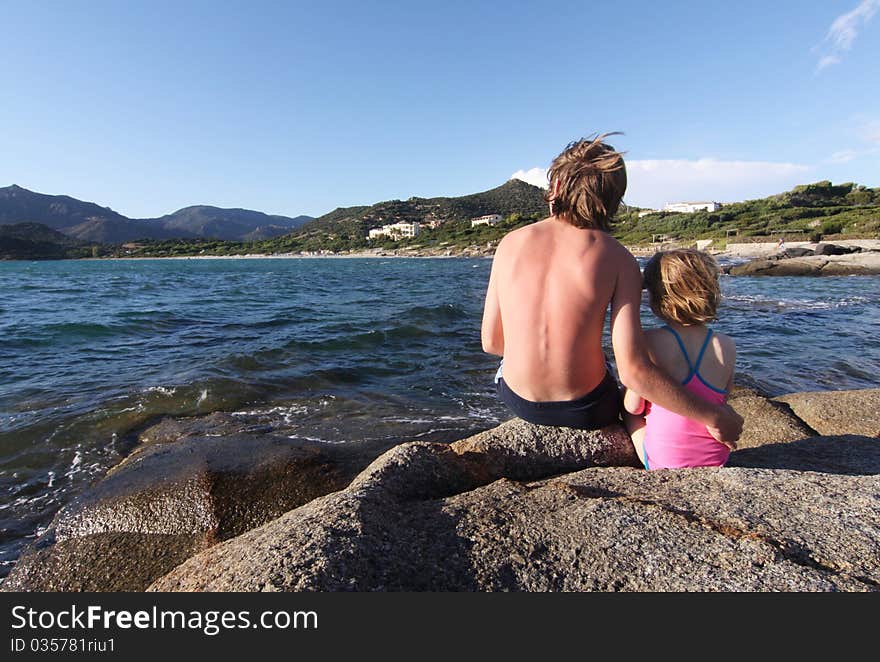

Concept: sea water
[[1, 257, 878, 575]]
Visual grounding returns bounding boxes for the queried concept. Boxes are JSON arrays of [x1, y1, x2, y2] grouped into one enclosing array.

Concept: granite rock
[[2, 433, 379, 591], [727, 386, 816, 448], [775, 389, 880, 437], [148, 458, 879, 592]]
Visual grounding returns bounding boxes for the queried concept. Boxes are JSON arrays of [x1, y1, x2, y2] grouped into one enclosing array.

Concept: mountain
[[0, 223, 96, 260], [145, 206, 313, 241], [0, 184, 130, 231], [0, 185, 312, 243], [291, 178, 547, 242], [60, 217, 188, 244]]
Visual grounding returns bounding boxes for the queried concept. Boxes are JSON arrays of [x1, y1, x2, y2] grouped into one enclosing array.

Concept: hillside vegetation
[[120, 179, 550, 256], [277, 179, 548, 251], [0, 223, 98, 260], [613, 181, 880, 245]]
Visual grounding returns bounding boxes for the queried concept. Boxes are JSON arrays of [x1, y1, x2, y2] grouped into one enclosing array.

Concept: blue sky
[[1, 0, 878, 217]]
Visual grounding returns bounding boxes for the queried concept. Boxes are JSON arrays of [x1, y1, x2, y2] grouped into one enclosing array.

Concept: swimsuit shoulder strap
[[661, 325, 694, 374], [693, 328, 714, 375]]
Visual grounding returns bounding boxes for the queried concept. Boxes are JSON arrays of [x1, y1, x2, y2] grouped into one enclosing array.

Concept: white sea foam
[[725, 294, 869, 310], [231, 404, 311, 425], [289, 435, 348, 444], [64, 451, 83, 481], [145, 386, 177, 396]]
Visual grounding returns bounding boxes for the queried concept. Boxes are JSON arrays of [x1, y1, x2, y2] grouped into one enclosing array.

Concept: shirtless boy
[[481, 134, 743, 444]]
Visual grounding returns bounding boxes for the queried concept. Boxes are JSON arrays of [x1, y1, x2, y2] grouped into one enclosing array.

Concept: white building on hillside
[[389, 221, 420, 238], [663, 201, 721, 213], [367, 221, 421, 240], [471, 214, 502, 227]]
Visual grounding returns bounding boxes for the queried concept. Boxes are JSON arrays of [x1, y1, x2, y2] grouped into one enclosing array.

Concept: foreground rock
[[149, 389, 880, 592], [3, 418, 636, 591], [6, 388, 879, 592], [150, 437, 879, 591]]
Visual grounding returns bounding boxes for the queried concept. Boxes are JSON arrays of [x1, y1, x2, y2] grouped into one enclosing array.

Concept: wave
[[279, 325, 441, 353], [724, 294, 870, 311], [398, 303, 469, 323], [42, 322, 122, 339]]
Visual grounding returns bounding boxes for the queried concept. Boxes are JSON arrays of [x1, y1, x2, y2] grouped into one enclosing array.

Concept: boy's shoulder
[[496, 218, 548, 247]]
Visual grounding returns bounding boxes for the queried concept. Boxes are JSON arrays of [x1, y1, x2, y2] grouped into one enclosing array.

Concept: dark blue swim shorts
[[496, 370, 621, 430]]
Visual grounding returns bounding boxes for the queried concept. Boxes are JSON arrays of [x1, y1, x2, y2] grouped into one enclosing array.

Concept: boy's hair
[[545, 133, 627, 232], [643, 249, 721, 325]]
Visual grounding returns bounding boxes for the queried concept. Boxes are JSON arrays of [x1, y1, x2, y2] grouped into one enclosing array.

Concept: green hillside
[[614, 181, 880, 245], [0, 223, 98, 260], [248, 178, 548, 253]]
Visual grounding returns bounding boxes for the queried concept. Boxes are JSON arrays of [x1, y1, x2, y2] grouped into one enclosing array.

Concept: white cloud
[[861, 119, 880, 144], [829, 149, 859, 163], [829, 118, 880, 163], [510, 167, 549, 189], [817, 54, 842, 70], [625, 159, 811, 208], [816, 0, 879, 70], [510, 159, 812, 210]]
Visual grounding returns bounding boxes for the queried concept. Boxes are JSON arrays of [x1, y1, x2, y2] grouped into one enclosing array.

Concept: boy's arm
[[481, 249, 504, 356], [609, 253, 742, 446]]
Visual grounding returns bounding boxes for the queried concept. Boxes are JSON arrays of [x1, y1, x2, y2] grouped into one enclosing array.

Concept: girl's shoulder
[[645, 325, 736, 363], [711, 330, 736, 358], [643, 326, 673, 351], [643, 327, 685, 371]]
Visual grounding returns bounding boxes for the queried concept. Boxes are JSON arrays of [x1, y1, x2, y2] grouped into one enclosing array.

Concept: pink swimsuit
[[642, 327, 730, 470]]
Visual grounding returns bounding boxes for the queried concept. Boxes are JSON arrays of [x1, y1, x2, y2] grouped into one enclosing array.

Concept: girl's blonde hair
[[643, 249, 720, 325]]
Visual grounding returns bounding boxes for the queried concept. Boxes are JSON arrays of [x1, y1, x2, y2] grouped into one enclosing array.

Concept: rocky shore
[[726, 242, 880, 276], [3, 385, 878, 592]]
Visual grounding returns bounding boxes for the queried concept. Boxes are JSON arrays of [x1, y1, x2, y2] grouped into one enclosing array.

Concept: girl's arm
[[623, 387, 646, 416], [724, 339, 737, 392]]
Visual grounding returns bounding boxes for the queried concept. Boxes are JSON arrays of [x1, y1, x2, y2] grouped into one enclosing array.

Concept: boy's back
[[486, 217, 631, 402]]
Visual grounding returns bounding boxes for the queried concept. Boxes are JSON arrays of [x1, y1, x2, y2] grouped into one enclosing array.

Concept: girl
[[624, 249, 737, 469]]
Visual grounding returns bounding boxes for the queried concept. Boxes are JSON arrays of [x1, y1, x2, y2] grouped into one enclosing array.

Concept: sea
[[1, 256, 878, 576]]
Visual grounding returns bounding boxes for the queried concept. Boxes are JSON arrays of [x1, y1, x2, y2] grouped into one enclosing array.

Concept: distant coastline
[[3, 180, 879, 262], [89, 238, 880, 264]]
